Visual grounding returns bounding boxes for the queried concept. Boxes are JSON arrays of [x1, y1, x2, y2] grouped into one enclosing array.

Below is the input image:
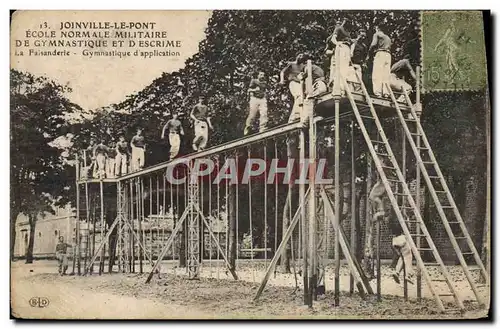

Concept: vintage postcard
[[10, 10, 491, 320]]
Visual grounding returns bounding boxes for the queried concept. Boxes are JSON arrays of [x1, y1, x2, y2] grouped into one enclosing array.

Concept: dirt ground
[[10, 260, 489, 320]]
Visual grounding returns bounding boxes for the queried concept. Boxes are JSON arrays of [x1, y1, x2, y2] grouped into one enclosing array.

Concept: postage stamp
[[10, 10, 490, 320], [421, 11, 487, 92]]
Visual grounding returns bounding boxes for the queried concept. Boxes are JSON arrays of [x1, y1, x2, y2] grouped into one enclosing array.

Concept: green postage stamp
[[421, 11, 488, 92]]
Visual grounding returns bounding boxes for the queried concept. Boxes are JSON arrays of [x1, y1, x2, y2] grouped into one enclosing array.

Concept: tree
[[10, 69, 80, 261]]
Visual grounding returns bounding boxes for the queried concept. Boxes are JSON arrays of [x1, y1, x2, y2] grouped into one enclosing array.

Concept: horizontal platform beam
[[117, 118, 322, 181], [78, 178, 118, 184], [316, 91, 410, 109]]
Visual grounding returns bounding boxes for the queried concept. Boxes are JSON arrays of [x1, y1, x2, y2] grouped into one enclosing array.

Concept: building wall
[[14, 206, 76, 259]]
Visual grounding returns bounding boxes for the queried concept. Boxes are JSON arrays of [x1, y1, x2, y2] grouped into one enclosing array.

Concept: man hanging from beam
[[368, 176, 415, 284], [190, 96, 213, 151], [280, 53, 306, 123]]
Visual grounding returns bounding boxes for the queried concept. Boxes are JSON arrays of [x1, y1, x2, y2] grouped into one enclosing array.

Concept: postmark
[[421, 11, 487, 92]]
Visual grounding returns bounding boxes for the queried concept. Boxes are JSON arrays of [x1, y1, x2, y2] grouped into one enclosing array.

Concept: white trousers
[[115, 153, 128, 176], [169, 132, 181, 159], [245, 97, 268, 135], [193, 121, 208, 150], [106, 157, 115, 178], [288, 81, 303, 123], [392, 235, 414, 276], [372, 51, 392, 96], [131, 147, 145, 172]]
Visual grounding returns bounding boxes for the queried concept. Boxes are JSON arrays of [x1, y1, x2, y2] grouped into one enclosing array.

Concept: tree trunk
[[26, 213, 36, 264], [10, 206, 19, 260], [280, 189, 291, 273], [227, 184, 236, 270]]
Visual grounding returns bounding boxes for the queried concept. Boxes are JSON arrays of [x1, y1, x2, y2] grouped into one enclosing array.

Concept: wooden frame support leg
[[254, 187, 311, 301]]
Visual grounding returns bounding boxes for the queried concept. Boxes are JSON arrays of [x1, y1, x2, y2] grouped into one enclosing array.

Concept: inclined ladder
[[386, 84, 489, 306], [342, 71, 464, 313]]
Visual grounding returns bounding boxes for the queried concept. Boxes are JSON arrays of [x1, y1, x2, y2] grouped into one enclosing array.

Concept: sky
[[10, 10, 212, 111]]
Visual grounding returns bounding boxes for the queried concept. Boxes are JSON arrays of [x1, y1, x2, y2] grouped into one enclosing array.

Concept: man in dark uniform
[[55, 236, 71, 276], [245, 71, 268, 135], [162, 112, 184, 159], [190, 96, 213, 151]]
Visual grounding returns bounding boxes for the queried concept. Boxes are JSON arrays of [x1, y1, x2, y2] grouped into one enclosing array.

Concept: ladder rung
[[423, 262, 440, 266], [381, 165, 396, 169], [432, 279, 448, 282], [412, 234, 427, 237], [428, 175, 440, 179], [359, 115, 374, 120], [440, 205, 455, 209], [435, 190, 447, 193], [438, 294, 455, 297], [410, 132, 422, 136], [447, 221, 461, 224], [418, 248, 433, 251], [454, 236, 467, 239], [462, 252, 475, 255], [371, 140, 385, 144], [476, 284, 488, 288], [375, 152, 388, 157]]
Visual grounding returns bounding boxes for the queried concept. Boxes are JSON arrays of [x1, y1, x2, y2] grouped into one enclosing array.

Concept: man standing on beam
[[244, 71, 268, 135], [162, 111, 184, 160], [130, 127, 146, 172], [190, 96, 213, 151], [367, 24, 392, 98], [280, 53, 306, 123], [329, 18, 352, 96]]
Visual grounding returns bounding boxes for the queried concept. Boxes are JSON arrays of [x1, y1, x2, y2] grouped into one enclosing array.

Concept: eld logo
[[29, 297, 49, 308]]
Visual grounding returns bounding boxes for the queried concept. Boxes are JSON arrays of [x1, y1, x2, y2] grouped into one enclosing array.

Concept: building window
[[54, 230, 58, 236], [38, 232, 42, 238]]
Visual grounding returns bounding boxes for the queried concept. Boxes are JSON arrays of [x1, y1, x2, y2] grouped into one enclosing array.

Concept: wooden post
[[306, 60, 317, 306], [299, 129, 308, 305], [365, 156, 372, 281], [75, 154, 81, 275], [333, 100, 341, 306], [99, 180, 105, 275], [349, 121, 356, 295], [415, 66, 422, 300]]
